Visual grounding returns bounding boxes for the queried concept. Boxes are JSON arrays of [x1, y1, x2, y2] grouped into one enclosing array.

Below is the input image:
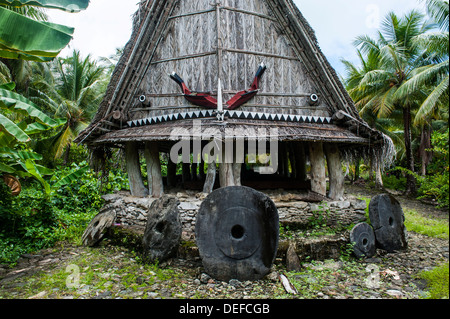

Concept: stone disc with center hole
[[196, 186, 279, 281], [369, 194, 408, 252], [350, 222, 376, 258], [214, 207, 263, 260]]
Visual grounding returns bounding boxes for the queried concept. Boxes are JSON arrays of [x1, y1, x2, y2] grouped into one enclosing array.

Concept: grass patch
[[404, 210, 449, 239], [418, 263, 449, 299]]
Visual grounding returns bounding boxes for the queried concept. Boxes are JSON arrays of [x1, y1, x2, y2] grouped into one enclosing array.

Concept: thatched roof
[[75, 0, 393, 165]]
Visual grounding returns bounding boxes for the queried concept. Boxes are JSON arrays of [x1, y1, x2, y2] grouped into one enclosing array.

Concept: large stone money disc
[[196, 186, 279, 281], [369, 194, 408, 252]]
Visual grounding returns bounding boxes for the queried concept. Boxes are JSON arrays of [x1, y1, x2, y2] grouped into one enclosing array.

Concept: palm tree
[[32, 50, 107, 164], [350, 10, 434, 195], [342, 49, 403, 188], [393, 0, 449, 175], [398, 0, 449, 123]]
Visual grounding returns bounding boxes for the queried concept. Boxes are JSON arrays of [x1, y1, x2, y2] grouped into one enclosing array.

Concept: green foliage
[[418, 129, 449, 208], [382, 174, 407, 191], [0, 1, 89, 61], [404, 209, 449, 239], [0, 162, 130, 265], [418, 262, 449, 299]]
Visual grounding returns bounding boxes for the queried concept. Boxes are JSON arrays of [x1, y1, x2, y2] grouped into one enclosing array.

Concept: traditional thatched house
[[75, 0, 394, 200]]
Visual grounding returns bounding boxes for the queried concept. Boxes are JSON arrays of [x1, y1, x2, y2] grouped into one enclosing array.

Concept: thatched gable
[[75, 0, 394, 172]]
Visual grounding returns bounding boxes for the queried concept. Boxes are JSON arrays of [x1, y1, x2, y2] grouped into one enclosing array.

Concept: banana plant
[[0, 82, 66, 193], [0, 0, 90, 61], [0, 0, 89, 12]]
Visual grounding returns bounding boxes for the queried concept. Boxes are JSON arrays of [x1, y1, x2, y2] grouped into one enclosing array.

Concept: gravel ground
[[0, 185, 448, 300]]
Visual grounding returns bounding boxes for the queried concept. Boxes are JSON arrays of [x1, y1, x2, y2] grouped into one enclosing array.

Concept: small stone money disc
[[350, 222, 376, 258]]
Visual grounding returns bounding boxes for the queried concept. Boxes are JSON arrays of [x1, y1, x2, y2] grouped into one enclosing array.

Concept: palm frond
[[396, 59, 449, 97], [414, 74, 449, 125], [424, 0, 449, 31]]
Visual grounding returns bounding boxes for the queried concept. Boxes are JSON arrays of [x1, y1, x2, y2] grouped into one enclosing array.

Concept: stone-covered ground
[[0, 185, 448, 300]]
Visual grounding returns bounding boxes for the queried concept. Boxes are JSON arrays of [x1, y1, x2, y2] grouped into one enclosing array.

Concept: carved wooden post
[[144, 142, 164, 198], [324, 143, 344, 200], [125, 142, 148, 197], [309, 142, 326, 196]]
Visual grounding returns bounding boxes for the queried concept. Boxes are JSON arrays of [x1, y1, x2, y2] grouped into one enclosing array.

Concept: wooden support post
[[167, 158, 177, 188], [199, 157, 206, 181], [233, 142, 244, 186], [203, 161, 216, 193], [288, 143, 297, 178], [182, 163, 191, 184], [232, 163, 242, 186], [191, 162, 198, 181], [309, 142, 326, 196], [144, 142, 164, 198], [294, 142, 307, 182], [125, 142, 148, 198], [324, 143, 345, 200], [219, 142, 235, 188], [219, 163, 235, 187]]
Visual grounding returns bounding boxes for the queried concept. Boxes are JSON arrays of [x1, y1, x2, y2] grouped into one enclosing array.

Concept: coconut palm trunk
[[402, 103, 417, 195]]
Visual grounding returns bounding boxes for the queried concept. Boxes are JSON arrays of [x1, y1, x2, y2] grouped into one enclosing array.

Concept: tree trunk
[[125, 142, 148, 197], [419, 125, 433, 176], [63, 143, 71, 166], [144, 142, 164, 198], [309, 142, 327, 196], [324, 144, 344, 200], [354, 158, 361, 183], [403, 105, 417, 195], [374, 160, 384, 189]]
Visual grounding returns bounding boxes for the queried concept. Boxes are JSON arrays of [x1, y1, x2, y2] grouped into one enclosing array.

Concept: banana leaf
[[0, 0, 90, 12], [0, 88, 58, 126], [0, 82, 15, 90], [35, 163, 53, 176], [0, 47, 55, 62], [53, 165, 88, 188], [0, 147, 43, 161], [0, 6, 74, 60], [0, 113, 31, 142], [0, 161, 15, 173], [24, 118, 66, 135], [25, 158, 50, 195]]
